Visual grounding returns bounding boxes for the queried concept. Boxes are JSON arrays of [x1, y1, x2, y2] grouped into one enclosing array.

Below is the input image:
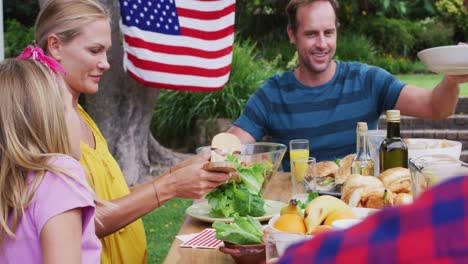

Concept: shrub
[[362, 17, 418, 57], [413, 17, 454, 56], [336, 33, 376, 62], [151, 39, 280, 149], [5, 19, 34, 58]]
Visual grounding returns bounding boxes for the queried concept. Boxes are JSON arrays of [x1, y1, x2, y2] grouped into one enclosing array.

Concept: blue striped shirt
[[233, 61, 406, 171]]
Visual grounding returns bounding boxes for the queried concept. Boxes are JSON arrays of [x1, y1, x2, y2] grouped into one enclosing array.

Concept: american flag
[[119, 0, 236, 92]]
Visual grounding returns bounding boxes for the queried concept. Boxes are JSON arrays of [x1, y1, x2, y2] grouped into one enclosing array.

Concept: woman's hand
[[170, 162, 231, 199]]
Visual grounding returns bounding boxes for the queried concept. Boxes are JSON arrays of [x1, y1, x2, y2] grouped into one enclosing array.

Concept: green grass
[[142, 198, 193, 263], [396, 74, 468, 96]]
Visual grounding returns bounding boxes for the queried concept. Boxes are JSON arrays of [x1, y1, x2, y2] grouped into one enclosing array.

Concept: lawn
[[142, 74, 468, 263], [396, 74, 468, 96], [142, 198, 193, 263]]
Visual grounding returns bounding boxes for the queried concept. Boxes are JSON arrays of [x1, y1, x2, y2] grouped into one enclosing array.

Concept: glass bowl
[[197, 142, 287, 183]]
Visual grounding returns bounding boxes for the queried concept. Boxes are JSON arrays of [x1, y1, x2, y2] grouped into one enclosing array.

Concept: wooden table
[[163, 172, 292, 264]]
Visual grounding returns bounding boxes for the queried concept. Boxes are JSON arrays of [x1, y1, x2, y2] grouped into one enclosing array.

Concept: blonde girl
[[0, 54, 101, 263]]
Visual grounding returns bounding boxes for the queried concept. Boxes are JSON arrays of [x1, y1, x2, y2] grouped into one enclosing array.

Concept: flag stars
[[123, 0, 181, 35]]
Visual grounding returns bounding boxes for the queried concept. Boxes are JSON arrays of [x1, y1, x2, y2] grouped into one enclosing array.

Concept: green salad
[[213, 214, 264, 245], [205, 155, 271, 218]]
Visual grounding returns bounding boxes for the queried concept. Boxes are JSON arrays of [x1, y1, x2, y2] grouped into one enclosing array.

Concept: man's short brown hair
[[286, 0, 339, 33]]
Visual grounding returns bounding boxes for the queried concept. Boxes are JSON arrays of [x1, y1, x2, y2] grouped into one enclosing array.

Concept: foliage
[[435, 0, 468, 41], [254, 27, 296, 67], [151, 39, 279, 149], [361, 17, 419, 57], [4, 0, 39, 27], [412, 17, 454, 56], [4, 19, 35, 58], [336, 33, 376, 62], [373, 55, 414, 74]]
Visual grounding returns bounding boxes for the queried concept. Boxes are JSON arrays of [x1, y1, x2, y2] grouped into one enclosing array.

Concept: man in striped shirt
[[228, 0, 468, 171]]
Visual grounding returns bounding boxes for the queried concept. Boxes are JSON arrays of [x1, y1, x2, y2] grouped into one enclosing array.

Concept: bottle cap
[[356, 122, 368, 133], [386, 110, 400, 122]]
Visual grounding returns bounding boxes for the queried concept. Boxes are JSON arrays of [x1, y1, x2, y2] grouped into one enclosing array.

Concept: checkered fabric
[[278, 175, 468, 264]]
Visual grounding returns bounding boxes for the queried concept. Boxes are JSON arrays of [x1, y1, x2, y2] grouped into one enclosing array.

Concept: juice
[[290, 149, 309, 180]]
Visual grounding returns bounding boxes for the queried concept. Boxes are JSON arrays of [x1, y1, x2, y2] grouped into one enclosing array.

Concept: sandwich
[[341, 174, 385, 206], [202, 133, 241, 175], [315, 161, 339, 191]]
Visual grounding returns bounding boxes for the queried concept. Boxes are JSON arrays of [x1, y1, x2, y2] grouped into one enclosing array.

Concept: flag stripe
[[121, 23, 233, 52], [179, 13, 235, 32], [177, 3, 235, 20], [176, 0, 234, 12], [180, 25, 234, 40], [124, 43, 232, 69], [124, 35, 233, 59], [127, 53, 231, 77], [128, 71, 228, 92], [125, 59, 230, 88]]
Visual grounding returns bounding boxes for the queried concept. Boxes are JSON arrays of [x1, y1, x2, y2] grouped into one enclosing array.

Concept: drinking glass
[[409, 154, 468, 198], [366, 130, 386, 176], [289, 139, 309, 172], [291, 157, 316, 203], [264, 231, 308, 263]]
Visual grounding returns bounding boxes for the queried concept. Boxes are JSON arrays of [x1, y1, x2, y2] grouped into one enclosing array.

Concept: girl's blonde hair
[[35, 0, 110, 52], [0, 58, 105, 244]]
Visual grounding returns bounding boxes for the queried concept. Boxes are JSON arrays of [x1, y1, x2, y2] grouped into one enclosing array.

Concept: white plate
[[417, 45, 468, 75], [186, 199, 286, 223]]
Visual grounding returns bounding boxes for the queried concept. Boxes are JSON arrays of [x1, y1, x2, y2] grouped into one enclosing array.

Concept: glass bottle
[[379, 110, 408, 172], [352, 122, 374, 176]]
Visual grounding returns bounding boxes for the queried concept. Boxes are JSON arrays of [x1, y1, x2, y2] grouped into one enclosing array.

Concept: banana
[[304, 195, 354, 234]]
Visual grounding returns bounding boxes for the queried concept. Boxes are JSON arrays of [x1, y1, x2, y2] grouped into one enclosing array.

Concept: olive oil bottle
[[379, 110, 408, 172], [352, 122, 374, 176]]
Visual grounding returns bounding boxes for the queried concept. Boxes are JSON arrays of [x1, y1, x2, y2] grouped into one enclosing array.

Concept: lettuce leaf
[[205, 154, 266, 218], [213, 215, 263, 245]]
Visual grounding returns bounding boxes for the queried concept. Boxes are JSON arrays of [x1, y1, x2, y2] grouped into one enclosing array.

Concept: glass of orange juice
[[289, 139, 309, 172]]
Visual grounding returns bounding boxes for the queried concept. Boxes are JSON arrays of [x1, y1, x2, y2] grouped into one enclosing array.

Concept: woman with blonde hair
[[0, 50, 102, 263], [35, 0, 232, 263]]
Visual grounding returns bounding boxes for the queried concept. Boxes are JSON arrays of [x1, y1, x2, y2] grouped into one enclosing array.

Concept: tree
[[38, 0, 190, 184]]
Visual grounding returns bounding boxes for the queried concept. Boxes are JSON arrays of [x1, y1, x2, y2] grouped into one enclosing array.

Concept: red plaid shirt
[[278, 175, 468, 264]]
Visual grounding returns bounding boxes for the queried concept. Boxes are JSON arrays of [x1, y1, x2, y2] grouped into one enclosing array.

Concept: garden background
[[5, 0, 468, 262]]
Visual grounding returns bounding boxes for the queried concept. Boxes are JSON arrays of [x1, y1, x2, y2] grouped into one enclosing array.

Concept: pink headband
[[17, 45, 66, 79]]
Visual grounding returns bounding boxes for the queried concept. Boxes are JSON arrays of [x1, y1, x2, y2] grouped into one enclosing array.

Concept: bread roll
[[394, 193, 413, 206], [335, 154, 356, 184], [378, 167, 411, 194], [360, 187, 395, 209], [341, 174, 384, 205], [210, 133, 241, 162]]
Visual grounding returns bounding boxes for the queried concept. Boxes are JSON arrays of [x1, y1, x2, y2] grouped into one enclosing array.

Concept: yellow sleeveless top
[[78, 106, 147, 264]]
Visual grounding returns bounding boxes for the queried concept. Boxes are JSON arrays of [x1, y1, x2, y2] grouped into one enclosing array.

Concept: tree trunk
[[39, 0, 191, 185]]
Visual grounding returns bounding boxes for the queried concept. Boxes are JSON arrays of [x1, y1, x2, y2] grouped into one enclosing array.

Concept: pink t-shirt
[[0, 155, 101, 263]]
